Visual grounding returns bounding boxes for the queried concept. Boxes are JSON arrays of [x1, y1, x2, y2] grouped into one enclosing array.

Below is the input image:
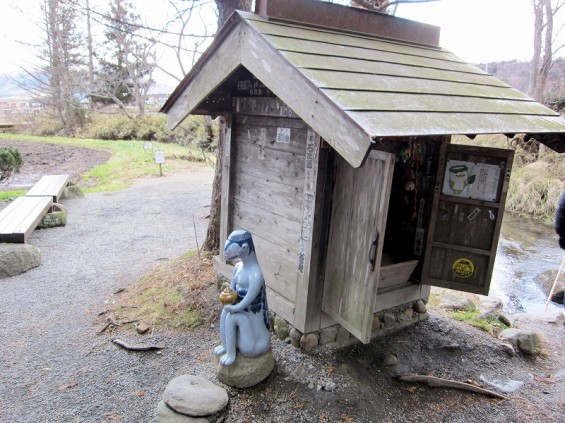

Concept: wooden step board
[[26, 174, 70, 203], [0, 196, 53, 243]]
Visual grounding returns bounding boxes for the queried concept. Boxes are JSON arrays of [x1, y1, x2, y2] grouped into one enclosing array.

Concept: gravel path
[[0, 167, 215, 422]]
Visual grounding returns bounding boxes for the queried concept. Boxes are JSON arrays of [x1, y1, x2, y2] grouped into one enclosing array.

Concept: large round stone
[[273, 316, 289, 340], [300, 333, 319, 352], [499, 328, 542, 355], [0, 244, 41, 278], [61, 185, 84, 199], [215, 349, 274, 389], [162, 375, 228, 417]]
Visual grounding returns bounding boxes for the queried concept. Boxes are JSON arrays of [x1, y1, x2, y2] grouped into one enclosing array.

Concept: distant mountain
[[476, 57, 565, 106], [0, 74, 26, 98]]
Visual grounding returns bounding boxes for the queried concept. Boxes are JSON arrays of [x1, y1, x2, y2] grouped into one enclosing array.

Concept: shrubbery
[[78, 114, 218, 150], [0, 147, 23, 180]]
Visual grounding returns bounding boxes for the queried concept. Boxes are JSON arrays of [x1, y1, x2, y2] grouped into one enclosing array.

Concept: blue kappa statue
[[214, 230, 271, 366]]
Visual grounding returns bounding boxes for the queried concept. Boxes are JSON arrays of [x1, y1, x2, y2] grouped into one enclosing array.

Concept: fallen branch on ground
[[397, 374, 509, 400], [97, 316, 120, 334], [112, 338, 165, 352]]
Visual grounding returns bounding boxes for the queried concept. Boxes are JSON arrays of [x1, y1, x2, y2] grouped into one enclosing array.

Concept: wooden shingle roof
[[161, 10, 565, 167]]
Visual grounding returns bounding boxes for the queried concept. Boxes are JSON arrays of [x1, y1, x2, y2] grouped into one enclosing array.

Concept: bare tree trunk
[[216, 0, 252, 28], [529, 0, 562, 102], [202, 0, 251, 253], [202, 116, 225, 253], [86, 0, 95, 100], [538, 0, 555, 102], [352, 0, 439, 13]]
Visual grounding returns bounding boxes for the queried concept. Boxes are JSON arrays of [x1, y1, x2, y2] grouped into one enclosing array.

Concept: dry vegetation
[[114, 250, 221, 331]]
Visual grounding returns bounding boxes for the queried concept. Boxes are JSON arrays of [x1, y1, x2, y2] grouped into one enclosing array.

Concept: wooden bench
[[26, 174, 70, 203], [0, 174, 70, 243], [0, 196, 53, 243]]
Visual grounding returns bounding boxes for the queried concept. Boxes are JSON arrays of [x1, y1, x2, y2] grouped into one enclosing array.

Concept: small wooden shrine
[[161, 0, 565, 343]]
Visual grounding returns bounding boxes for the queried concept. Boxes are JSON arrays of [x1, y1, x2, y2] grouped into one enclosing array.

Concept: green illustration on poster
[[442, 160, 500, 201]]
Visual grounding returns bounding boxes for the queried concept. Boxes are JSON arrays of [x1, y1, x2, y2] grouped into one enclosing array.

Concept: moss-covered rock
[[38, 203, 67, 229]]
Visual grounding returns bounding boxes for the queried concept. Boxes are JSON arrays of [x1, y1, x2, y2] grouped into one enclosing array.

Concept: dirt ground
[[0, 139, 111, 190], [2, 138, 565, 422]]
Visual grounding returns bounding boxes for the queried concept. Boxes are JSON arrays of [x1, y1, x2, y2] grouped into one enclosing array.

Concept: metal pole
[[545, 254, 565, 312]]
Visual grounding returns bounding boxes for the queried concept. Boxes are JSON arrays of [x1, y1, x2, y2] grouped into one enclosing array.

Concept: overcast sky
[[0, 0, 561, 84]]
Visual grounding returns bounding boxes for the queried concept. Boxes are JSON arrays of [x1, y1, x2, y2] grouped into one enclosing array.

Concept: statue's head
[[224, 229, 255, 260]]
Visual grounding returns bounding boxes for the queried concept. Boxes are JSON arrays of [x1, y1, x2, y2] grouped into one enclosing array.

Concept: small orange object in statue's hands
[[219, 287, 238, 305]]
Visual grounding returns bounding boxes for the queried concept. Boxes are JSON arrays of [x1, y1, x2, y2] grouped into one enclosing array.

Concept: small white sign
[[144, 142, 153, 151], [154, 150, 165, 164], [276, 127, 291, 144]]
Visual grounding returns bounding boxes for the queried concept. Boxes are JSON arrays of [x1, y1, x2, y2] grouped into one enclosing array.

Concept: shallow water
[[491, 213, 564, 315]]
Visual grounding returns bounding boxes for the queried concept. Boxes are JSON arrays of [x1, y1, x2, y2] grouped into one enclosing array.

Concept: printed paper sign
[[442, 160, 500, 201], [276, 127, 291, 144]]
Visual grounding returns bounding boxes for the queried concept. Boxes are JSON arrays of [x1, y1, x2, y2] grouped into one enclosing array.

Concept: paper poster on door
[[442, 160, 500, 201]]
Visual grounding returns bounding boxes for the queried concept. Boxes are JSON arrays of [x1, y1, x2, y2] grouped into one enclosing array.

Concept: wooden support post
[[293, 128, 329, 333]]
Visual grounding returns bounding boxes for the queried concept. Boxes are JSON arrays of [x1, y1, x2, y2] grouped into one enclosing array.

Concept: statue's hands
[[224, 305, 237, 313]]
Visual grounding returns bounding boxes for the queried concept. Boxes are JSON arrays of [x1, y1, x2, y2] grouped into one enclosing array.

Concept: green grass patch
[[0, 189, 26, 201], [0, 133, 214, 193], [114, 250, 219, 331], [452, 309, 509, 336]]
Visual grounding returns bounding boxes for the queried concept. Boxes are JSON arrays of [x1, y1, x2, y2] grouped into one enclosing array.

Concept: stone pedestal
[[215, 349, 274, 388]]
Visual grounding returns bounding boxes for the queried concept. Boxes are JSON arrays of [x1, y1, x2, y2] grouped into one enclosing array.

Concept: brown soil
[[0, 139, 111, 190]]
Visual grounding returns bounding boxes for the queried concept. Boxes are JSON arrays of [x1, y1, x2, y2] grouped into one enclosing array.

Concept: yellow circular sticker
[[453, 258, 475, 278]]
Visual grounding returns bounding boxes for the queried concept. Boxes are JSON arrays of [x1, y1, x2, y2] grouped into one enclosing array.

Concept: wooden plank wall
[[230, 104, 308, 308]]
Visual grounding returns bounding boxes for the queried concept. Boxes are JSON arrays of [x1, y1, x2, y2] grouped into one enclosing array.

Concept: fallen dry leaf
[[57, 382, 77, 392], [135, 390, 145, 397], [297, 400, 309, 409], [406, 386, 417, 393], [103, 414, 124, 421]]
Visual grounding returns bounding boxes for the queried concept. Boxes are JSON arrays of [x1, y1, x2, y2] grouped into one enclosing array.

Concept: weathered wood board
[[284, 51, 508, 87], [265, 35, 483, 74], [245, 15, 448, 61], [229, 104, 308, 308], [0, 196, 53, 243], [302, 70, 526, 100], [26, 174, 70, 203], [322, 150, 395, 343], [327, 90, 548, 115]]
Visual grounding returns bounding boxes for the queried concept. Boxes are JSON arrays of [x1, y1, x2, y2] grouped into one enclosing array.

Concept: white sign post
[[154, 150, 165, 176]]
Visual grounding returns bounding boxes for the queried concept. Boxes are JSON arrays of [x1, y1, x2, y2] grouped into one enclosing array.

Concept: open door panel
[[421, 144, 514, 295], [322, 150, 395, 343]]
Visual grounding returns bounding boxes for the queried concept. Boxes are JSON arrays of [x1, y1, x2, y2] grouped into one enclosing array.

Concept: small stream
[[491, 213, 564, 315]]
